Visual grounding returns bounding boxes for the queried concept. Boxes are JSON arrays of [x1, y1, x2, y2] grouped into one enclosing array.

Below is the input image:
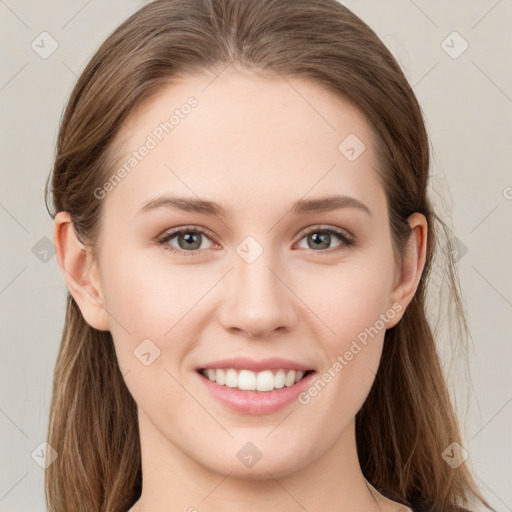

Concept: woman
[[44, 0, 494, 511]]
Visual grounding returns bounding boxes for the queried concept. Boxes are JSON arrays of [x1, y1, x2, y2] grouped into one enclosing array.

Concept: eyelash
[[156, 225, 356, 257]]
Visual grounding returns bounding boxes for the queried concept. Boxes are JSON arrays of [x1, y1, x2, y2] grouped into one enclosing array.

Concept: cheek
[[298, 252, 393, 407], [103, 244, 206, 327], [101, 252, 200, 418], [298, 284, 388, 426], [99, 248, 200, 374], [305, 254, 393, 347], [320, 287, 387, 391]]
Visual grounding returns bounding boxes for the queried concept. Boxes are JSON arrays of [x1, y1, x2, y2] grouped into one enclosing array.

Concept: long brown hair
[[44, 1, 494, 511]]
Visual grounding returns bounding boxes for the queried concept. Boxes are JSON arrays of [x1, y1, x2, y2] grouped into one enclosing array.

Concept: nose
[[217, 247, 298, 339]]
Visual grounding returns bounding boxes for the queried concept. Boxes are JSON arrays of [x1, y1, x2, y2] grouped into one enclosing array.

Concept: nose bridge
[[219, 234, 297, 337]]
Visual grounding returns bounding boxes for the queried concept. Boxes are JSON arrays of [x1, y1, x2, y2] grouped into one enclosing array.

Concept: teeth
[[256, 370, 275, 391], [273, 369, 286, 389], [214, 368, 225, 385], [237, 370, 255, 390], [225, 369, 238, 388], [201, 368, 308, 392]]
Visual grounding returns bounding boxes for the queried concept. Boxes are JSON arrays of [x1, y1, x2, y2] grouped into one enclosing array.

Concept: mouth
[[197, 368, 316, 393], [195, 364, 318, 415]]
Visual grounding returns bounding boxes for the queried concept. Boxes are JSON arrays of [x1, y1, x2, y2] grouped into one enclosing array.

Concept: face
[[73, 68, 411, 479]]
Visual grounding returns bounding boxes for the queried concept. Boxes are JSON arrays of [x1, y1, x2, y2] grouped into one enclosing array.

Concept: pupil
[[310, 232, 329, 250], [181, 232, 201, 250]]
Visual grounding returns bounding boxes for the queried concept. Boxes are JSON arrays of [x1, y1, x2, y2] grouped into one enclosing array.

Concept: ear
[[386, 212, 428, 329], [53, 211, 110, 331]]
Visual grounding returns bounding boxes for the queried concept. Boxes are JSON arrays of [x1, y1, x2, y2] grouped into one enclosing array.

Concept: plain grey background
[[1, 1, 511, 511]]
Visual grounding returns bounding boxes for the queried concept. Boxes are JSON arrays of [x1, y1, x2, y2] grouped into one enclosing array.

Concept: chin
[[199, 449, 312, 481]]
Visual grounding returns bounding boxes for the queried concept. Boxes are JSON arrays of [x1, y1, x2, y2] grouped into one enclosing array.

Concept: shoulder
[[409, 498, 474, 512], [375, 489, 475, 512]]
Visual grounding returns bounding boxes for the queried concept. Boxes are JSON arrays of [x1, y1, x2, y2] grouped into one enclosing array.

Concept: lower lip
[[195, 370, 317, 415]]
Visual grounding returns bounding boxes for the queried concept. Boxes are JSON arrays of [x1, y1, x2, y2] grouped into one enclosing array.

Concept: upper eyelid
[[160, 224, 349, 236], [299, 224, 351, 236], [159, 225, 216, 242]]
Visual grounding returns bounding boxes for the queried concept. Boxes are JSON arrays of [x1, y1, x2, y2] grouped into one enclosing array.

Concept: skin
[[54, 67, 426, 512]]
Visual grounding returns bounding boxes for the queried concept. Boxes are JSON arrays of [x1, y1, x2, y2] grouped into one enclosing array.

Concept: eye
[[156, 224, 355, 257], [295, 225, 355, 253], [156, 226, 216, 256]]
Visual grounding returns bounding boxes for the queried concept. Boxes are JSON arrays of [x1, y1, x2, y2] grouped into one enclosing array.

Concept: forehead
[[103, 69, 385, 220]]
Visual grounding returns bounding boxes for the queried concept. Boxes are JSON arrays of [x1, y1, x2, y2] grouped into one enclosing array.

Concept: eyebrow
[[139, 194, 372, 217]]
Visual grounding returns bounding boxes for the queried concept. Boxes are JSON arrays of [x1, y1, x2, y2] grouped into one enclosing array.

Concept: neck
[[129, 411, 388, 512]]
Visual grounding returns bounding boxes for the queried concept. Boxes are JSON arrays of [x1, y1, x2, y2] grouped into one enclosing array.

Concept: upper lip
[[197, 357, 315, 373]]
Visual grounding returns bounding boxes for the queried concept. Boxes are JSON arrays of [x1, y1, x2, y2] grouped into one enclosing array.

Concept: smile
[[199, 368, 315, 392]]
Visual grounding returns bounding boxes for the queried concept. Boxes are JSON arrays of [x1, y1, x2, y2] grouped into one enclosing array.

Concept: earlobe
[[386, 213, 428, 329], [53, 211, 110, 331]]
